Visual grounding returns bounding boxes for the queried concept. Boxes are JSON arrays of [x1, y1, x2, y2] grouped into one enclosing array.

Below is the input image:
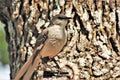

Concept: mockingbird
[[14, 14, 71, 80]]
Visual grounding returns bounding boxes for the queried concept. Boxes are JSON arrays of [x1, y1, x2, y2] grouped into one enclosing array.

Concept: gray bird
[[14, 14, 71, 80]]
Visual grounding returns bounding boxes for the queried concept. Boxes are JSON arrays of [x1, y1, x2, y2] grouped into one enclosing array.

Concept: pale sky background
[[0, 63, 10, 80]]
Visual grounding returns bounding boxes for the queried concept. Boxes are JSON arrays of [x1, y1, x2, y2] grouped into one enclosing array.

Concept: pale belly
[[40, 39, 66, 58]]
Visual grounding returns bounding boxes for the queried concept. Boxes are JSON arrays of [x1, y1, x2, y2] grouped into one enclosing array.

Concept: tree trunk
[[0, 0, 120, 80]]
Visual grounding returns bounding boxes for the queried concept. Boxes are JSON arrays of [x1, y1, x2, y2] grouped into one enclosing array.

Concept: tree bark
[[0, 0, 120, 80]]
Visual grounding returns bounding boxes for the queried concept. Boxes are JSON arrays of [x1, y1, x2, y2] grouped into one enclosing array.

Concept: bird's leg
[[42, 57, 68, 77], [41, 57, 50, 64], [41, 57, 56, 78], [50, 58, 69, 77], [50, 58, 61, 69], [41, 57, 60, 70], [41, 57, 51, 71]]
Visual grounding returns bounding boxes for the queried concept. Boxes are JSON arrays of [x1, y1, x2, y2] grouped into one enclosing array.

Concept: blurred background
[[0, 21, 10, 80]]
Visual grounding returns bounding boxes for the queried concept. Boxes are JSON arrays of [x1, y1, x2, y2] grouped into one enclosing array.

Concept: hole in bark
[[33, 27, 39, 37], [115, 9, 120, 36], [52, 0, 57, 10], [85, 48, 90, 51], [104, 27, 109, 37], [4, 25, 10, 42], [72, 4, 77, 13], [76, 45, 81, 53], [22, 13, 27, 23], [86, 5, 94, 21], [75, 13, 89, 40], [109, 37, 119, 53], [29, 0, 32, 5], [19, 0, 23, 14], [73, 12, 77, 27], [37, 4, 41, 12], [94, 0, 97, 10], [102, 1, 105, 18]]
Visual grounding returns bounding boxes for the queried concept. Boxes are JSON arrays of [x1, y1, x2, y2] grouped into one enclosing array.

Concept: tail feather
[[14, 56, 33, 80], [23, 55, 42, 80]]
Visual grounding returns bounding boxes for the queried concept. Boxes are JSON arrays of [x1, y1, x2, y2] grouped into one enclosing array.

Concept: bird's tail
[[14, 45, 43, 80], [13, 55, 34, 80], [22, 55, 42, 80]]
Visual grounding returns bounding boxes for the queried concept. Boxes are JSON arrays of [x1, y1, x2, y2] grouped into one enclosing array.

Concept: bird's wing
[[35, 29, 48, 48], [14, 29, 48, 80], [32, 29, 48, 63]]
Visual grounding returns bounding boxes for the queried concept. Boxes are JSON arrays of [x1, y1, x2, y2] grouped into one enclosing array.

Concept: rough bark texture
[[0, 0, 120, 80]]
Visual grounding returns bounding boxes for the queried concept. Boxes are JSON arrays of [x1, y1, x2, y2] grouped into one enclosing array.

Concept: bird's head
[[51, 14, 72, 27]]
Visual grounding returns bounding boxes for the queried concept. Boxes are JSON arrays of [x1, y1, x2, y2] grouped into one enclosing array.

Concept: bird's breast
[[48, 28, 67, 47], [40, 25, 67, 58]]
